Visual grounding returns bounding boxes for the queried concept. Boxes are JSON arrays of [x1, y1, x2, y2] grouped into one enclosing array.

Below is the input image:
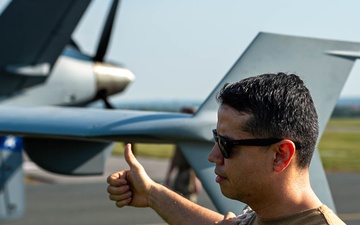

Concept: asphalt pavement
[[2, 155, 359, 225]]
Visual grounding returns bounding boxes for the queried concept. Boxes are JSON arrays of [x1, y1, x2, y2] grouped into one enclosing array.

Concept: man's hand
[[107, 144, 226, 224], [107, 143, 155, 208]]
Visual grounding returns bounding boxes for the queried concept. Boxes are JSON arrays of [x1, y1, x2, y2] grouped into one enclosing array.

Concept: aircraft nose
[[93, 62, 135, 96]]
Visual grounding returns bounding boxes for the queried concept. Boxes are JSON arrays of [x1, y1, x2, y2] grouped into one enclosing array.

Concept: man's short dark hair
[[216, 72, 319, 168]]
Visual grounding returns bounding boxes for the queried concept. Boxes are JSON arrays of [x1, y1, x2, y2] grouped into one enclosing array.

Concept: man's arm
[[107, 144, 223, 225]]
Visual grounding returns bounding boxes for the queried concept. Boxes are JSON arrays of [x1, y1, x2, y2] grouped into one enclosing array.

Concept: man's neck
[[249, 174, 322, 218]]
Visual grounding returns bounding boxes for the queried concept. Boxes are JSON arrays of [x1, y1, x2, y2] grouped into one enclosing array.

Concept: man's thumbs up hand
[[107, 143, 154, 208]]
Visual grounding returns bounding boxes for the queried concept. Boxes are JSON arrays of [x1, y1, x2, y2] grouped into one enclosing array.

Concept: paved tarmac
[[2, 155, 360, 225]]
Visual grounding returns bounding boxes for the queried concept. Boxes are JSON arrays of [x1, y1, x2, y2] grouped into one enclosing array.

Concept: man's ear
[[273, 140, 296, 172]]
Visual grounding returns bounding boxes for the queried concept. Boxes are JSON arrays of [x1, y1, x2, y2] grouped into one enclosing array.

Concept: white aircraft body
[[0, 48, 134, 106]]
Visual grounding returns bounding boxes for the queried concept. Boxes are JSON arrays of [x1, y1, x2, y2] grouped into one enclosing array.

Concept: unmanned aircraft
[[1, 32, 360, 222], [0, 0, 133, 221]]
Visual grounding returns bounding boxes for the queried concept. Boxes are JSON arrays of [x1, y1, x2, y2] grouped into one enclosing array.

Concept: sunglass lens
[[218, 137, 229, 158], [213, 129, 230, 158]]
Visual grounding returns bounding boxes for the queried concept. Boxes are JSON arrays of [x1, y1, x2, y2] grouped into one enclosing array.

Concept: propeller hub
[[93, 62, 135, 97]]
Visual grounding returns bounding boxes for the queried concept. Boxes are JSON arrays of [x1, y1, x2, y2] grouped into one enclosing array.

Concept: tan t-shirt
[[243, 205, 345, 225]]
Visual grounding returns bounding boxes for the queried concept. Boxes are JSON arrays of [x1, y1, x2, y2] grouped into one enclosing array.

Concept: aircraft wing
[[0, 0, 91, 95], [1, 32, 360, 215]]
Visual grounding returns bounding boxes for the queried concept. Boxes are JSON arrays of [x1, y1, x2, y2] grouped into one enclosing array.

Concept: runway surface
[[2, 156, 359, 225]]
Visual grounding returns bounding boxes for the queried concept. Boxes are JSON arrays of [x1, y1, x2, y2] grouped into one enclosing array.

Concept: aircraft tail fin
[[184, 32, 360, 213], [195, 32, 360, 124]]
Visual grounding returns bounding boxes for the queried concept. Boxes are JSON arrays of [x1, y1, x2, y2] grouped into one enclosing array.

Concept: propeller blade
[[93, 0, 120, 62]]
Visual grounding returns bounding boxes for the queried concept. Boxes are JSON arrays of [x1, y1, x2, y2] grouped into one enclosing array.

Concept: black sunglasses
[[212, 129, 301, 158]]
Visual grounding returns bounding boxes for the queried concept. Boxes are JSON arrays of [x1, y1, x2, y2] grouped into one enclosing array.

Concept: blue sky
[[3, 0, 360, 102]]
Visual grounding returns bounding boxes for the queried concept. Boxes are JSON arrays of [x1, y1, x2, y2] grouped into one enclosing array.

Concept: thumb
[[124, 143, 142, 170]]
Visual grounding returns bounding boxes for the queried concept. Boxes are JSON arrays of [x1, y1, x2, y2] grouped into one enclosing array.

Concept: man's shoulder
[[240, 204, 345, 225]]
